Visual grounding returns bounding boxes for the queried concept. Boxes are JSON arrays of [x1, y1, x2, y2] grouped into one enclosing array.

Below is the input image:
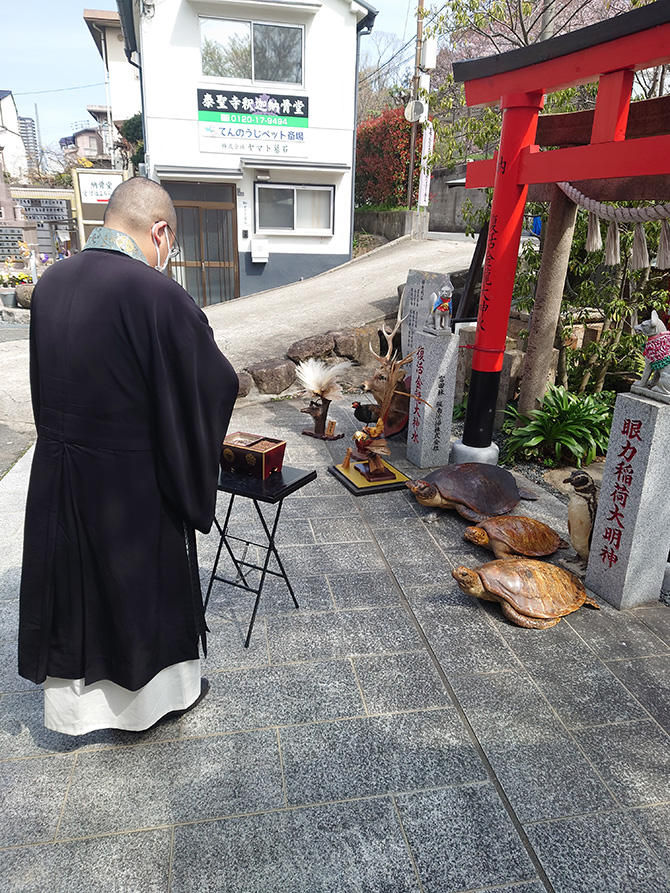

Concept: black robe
[[18, 248, 238, 690]]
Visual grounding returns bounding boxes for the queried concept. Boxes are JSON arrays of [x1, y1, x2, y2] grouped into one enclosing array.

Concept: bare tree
[[357, 31, 412, 124]]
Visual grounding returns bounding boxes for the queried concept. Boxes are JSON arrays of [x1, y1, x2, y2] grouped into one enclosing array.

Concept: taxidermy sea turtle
[[406, 462, 538, 522], [464, 515, 568, 558], [452, 558, 600, 629]]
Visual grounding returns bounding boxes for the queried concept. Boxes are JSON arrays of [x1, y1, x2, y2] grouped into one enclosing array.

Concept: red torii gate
[[452, 1, 670, 456]]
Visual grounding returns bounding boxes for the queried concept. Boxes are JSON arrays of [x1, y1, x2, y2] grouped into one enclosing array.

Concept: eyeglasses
[[165, 224, 181, 261], [153, 221, 180, 261]]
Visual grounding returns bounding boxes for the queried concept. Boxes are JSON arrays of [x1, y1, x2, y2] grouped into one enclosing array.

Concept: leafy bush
[[503, 385, 612, 467], [355, 107, 423, 207]]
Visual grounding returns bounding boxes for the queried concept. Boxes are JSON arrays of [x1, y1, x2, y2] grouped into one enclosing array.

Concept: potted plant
[[0, 269, 33, 308]]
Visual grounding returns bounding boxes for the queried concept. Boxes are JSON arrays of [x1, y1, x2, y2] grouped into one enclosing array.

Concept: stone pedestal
[[407, 328, 458, 468], [450, 439, 499, 466], [401, 269, 453, 355], [586, 391, 670, 609]]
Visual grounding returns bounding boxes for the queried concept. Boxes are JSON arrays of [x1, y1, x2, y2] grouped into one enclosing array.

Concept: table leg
[[204, 493, 236, 612], [253, 499, 299, 609]]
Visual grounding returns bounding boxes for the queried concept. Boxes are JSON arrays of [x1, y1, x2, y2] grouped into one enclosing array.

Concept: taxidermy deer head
[[361, 305, 412, 435]]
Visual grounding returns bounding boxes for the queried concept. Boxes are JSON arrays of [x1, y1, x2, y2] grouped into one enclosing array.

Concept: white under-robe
[[43, 659, 201, 735]]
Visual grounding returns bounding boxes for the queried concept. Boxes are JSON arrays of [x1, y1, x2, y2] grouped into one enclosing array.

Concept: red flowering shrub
[[355, 107, 423, 207]]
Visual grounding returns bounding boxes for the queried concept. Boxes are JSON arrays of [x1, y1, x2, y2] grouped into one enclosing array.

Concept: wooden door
[[165, 182, 239, 306]]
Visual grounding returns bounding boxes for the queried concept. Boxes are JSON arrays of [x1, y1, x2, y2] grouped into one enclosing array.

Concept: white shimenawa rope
[[557, 182, 670, 222], [556, 182, 670, 268]]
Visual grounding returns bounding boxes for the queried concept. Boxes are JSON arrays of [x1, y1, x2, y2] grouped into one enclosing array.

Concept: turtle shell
[[476, 515, 563, 557], [476, 559, 587, 619], [423, 462, 522, 516]]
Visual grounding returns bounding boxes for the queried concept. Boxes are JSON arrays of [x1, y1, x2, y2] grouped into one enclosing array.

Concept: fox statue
[[634, 310, 670, 397]]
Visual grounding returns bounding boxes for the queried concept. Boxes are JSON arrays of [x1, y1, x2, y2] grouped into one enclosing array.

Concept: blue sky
[[0, 0, 416, 151]]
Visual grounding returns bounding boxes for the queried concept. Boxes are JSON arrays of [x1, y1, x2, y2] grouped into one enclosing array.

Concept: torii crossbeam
[[452, 1, 670, 457]]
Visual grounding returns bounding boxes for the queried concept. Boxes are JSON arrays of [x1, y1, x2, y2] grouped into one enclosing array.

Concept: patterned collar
[[83, 227, 149, 265]]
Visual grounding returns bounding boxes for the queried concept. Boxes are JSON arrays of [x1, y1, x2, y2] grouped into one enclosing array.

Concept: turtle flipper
[[517, 486, 539, 501], [500, 600, 560, 629], [558, 537, 570, 549], [457, 505, 490, 522], [583, 594, 601, 610]]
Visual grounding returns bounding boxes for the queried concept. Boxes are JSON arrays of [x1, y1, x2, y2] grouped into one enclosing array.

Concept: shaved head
[[104, 178, 177, 234]]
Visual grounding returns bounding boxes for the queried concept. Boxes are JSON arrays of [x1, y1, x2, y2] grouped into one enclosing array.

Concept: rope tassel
[[658, 220, 670, 269], [631, 222, 650, 270], [586, 212, 602, 252], [604, 220, 620, 266]]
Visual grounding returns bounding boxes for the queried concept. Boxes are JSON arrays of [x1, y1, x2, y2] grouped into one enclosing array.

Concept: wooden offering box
[[221, 432, 287, 479]]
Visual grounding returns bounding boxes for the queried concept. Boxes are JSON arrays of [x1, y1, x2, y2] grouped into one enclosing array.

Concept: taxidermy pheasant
[[296, 358, 351, 440], [563, 469, 598, 562]]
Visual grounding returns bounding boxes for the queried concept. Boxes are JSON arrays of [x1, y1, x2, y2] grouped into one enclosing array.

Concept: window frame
[[254, 182, 335, 236], [199, 15, 305, 88]]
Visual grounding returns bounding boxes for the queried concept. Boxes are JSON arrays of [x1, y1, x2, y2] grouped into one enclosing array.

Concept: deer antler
[[369, 298, 407, 363]]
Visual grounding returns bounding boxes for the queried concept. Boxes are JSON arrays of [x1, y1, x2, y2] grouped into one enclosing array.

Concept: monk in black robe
[[18, 178, 238, 734]]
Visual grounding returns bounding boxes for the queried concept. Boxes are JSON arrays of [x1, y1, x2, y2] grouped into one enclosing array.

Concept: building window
[[255, 184, 334, 235], [200, 17, 303, 85]]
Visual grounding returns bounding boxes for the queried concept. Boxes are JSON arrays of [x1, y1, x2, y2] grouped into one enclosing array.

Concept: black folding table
[[204, 465, 317, 646]]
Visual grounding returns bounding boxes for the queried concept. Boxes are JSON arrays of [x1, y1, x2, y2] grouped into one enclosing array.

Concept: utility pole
[[34, 103, 44, 174], [406, 0, 424, 209]]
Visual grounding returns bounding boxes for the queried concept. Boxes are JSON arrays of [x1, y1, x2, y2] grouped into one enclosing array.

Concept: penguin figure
[[563, 470, 598, 562]]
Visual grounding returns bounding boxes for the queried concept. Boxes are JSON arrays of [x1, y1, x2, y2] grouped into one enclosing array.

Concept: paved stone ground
[[1, 396, 669, 892], [0, 325, 29, 345]]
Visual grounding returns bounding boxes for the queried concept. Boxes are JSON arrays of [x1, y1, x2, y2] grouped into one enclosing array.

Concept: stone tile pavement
[[1, 396, 669, 892]]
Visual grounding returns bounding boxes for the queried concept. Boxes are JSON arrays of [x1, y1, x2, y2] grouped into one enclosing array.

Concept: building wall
[[105, 25, 141, 122], [137, 0, 363, 297], [18, 117, 38, 171], [0, 95, 29, 179], [13, 196, 73, 257]]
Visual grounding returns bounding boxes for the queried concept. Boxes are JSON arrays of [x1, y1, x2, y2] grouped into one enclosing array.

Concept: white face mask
[[152, 224, 171, 273]]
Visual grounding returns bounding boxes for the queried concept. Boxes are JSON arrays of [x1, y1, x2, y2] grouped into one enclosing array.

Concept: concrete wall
[[354, 165, 487, 238], [428, 166, 487, 233], [240, 251, 349, 296], [353, 209, 413, 242]]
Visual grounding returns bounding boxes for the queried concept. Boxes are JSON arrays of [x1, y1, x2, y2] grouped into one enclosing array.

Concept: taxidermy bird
[[351, 401, 380, 425], [296, 358, 351, 440], [563, 470, 598, 562]]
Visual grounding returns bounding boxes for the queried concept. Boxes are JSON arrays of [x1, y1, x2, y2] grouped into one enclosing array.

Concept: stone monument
[[400, 269, 453, 355], [407, 326, 459, 468], [585, 390, 670, 609]]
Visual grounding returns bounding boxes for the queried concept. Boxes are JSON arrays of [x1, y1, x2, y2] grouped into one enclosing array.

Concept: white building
[[114, 0, 377, 303], [84, 9, 142, 125], [18, 116, 39, 172], [0, 91, 30, 180]]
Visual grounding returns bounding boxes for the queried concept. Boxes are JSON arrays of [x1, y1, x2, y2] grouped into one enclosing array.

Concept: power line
[[360, 34, 416, 85], [14, 83, 105, 96], [360, 4, 447, 86]]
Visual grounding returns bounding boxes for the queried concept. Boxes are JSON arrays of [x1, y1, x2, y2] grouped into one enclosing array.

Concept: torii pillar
[[452, 91, 544, 463], [451, 1, 670, 463]]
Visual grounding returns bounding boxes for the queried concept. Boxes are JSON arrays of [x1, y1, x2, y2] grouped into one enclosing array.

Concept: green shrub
[[503, 385, 612, 468]]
